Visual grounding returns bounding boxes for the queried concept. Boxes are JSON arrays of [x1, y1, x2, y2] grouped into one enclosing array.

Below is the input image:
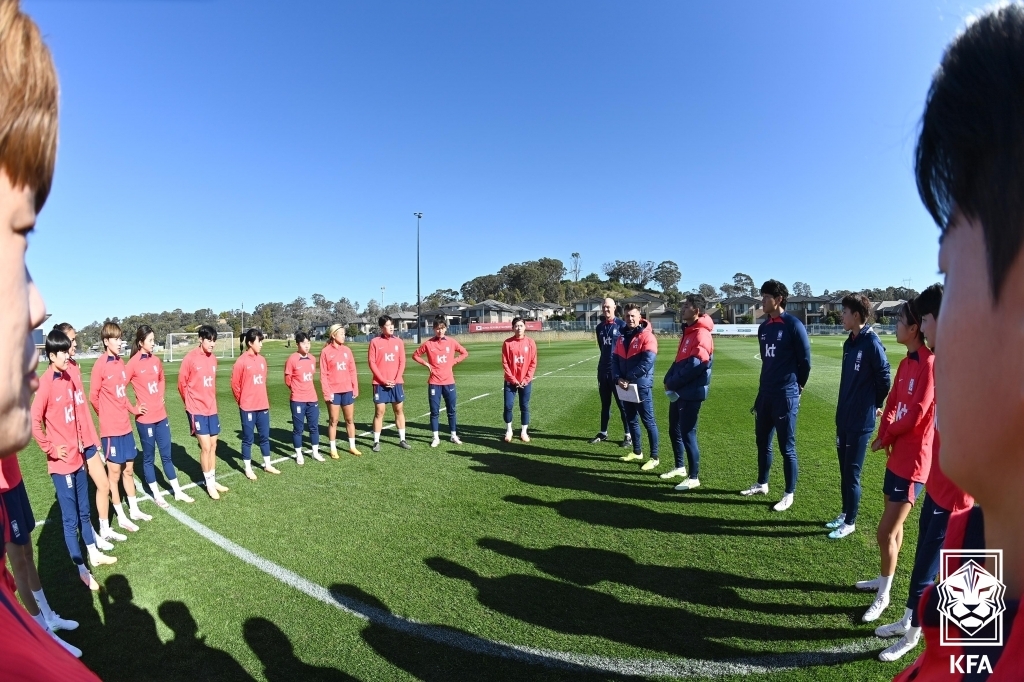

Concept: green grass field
[[16, 335, 922, 681]]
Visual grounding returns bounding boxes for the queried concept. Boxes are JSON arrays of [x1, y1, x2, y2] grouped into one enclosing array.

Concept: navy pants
[[906, 494, 951, 626], [836, 429, 872, 524], [137, 418, 176, 485], [755, 393, 800, 494], [669, 399, 702, 475], [240, 409, 271, 461], [503, 382, 532, 425], [290, 401, 320, 448], [429, 384, 457, 432], [623, 386, 659, 458], [598, 376, 628, 435], [51, 467, 95, 566]]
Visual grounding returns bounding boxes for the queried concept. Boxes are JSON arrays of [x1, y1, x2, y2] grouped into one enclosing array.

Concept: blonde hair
[[101, 321, 122, 340], [0, 1, 58, 210], [328, 323, 345, 341]]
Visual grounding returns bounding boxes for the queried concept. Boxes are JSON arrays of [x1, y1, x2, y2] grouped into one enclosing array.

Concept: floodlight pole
[[414, 212, 423, 342]]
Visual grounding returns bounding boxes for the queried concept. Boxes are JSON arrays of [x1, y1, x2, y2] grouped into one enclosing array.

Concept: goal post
[[164, 332, 235, 363]]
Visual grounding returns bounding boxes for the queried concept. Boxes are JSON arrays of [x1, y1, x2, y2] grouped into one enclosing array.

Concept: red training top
[[0, 453, 22, 492], [926, 429, 974, 513], [66, 359, 99, 449], [89, 354, 137, 438], [413, 336, 469, 385], [674, 314, 714, 363], [124, 352, 168, 425], [284, 352, 319, 403], [368, 335, 406, 386], [231, 350, 270, 412], [319, 343, 359, 397], [502, 336, 538, 385], [878, 347, 935, 483], [31, 369, 86, 475], [177, 347, 219, 417]]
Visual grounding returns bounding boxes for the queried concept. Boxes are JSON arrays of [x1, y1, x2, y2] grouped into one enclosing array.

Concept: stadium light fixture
[[414, 212, 423, 342]]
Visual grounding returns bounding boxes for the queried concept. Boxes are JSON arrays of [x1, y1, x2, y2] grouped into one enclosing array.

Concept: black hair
[[760, 280, 789, 307], [684, 293, 707, 314], [242, 327, 265, 348], [916, 5, 1024, 301], [294, 331, 309, 344], [622, 303, 642, 314], [510, 316, 525, 327], [52, 321, 74, 334], [900, 298, 925, 343], [45, 329, 71, 359], [433, 315, 447, 328], [916, 284, 943, 320], [377, 315, 393, 329], [841, 293, 873, 324], [131, 324, 155, 358], [197, 324, 218, 341]]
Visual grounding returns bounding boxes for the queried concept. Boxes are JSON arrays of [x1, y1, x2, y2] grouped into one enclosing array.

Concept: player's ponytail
[[131, 324, 155, 359]]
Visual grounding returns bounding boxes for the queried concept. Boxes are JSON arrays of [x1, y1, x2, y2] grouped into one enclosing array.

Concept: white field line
[[356, 393, 492, 438]]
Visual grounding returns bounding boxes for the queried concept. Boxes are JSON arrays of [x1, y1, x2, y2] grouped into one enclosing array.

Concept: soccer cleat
[[640, 458, 660, 471], [116, 516, 139, 533], [80, 571, 100, 591], [101, 527, 127, 542], [739, 483, 769, 496], [862, 592, 891, 622], [856, 577, 882, 591], [430, 437, 440, 448], [588, 433, 608, 444], [312, 451, 326, 462], [213, 481, 229, 492], [244, 469, 258, 481], [296, 452, 305, 466], [45, 613, 79, 632], [129, 509, 152, 522], [674, 478, 701, 491], [94, 535, 114, 552], [330, 451, 340, 460], [450, 435, 462, 445], [520, 432, 530, 443], [207, 485, 220, 500], [372, 442, 381, 453], [828, 523, 856, 539], [620, 435, 633, 448], [875, 620, 910, 638], [659, 467, 687, 479], [264, 464, 281, 475], [89, 551, 117, 567], [878, 634, 920, 662], [621, 452, 644, 462], [398, 440, 412, 450], [174, 490, 195, 504], [773, 494, 794, 512], [503, 431, 513, 443], [348, 447, 362, 457], [49, 630, 82, 658], [825, 513, 846, 529], [152, 493, 170, 510]]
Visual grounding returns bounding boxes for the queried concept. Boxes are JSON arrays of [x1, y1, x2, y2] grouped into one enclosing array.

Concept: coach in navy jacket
[[612, 305, 659, 462], [829, 293, 891, 536], [591, 298, 630, 445], [740, 280, 811, 510]]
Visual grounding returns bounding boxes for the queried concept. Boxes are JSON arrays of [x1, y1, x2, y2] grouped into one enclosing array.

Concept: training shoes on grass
[[621, 452, 643, 462], [660, 467, 687, 479], [640, 458, 660, 471], [674, 478, 701, 491], [739, 483, 768, 496], [588, 433, 608, 444]]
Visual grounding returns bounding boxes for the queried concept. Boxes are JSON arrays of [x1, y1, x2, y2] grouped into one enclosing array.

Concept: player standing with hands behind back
[[501, 318, 537, 443], [368, 315, 411, 452]]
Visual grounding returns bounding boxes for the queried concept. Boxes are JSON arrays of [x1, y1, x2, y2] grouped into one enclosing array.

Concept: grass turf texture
[[16, 336, 922, 681]]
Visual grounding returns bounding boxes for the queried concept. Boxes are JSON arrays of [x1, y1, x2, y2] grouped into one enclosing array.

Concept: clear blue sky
[[25, 0, 971, 326]]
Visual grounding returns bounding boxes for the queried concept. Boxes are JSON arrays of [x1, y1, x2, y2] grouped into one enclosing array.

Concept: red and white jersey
[[319, 343, 359, 397], [878, 347, 935, 483], [0, 453, 22, 493], [231, 350, 270, 412], [413, 336, 469, 385], [89, 354, 136, 437], [124, 352, 168, 425], [502, 336, 538, 385], [368, 335, 406, 386], [31, 370, 87, 476], [284, 352, 318, 403], [177, 347, 218, 417], [66, 359, 99, 448]]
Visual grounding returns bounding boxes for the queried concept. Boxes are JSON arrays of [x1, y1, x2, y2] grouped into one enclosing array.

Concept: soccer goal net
[[164, 332, 235, 363]]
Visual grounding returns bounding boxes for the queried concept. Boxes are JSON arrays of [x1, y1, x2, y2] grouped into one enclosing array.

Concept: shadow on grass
[[243, 617, 357, 681], [423, 556, 863, 660]]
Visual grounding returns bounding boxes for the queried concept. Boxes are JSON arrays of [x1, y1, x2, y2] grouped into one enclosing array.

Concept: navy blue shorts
[[1, 481, 35, 545], [102, 432, 138, 465], [187, 412, 221, 437], [331, 391, 355, 406], [373, 384, 405, 405], [883, 468, 923, 504], [83, 445, 98, 460]]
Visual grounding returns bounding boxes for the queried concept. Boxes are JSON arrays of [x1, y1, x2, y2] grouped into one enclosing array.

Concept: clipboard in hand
[[616, 383, 641, 403]]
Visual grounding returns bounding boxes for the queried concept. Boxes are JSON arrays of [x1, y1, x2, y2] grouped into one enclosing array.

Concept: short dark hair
[[841, 293, 872, 324], [900, 298, 925, 343], [433, 315, 447, 329], [52, 322, 73, 334], [294, 331, 309, 344], [915, 5, 1024, 301], [243, 328, 264, 348], [197, 324, 218, 341], [377, 315, 392, 328], [510, 316, 525, 327], [623, 303, 642, 314], [45, 329, 70, 358], [684, 293, 707, 313], [916, 284, 943, 319], [761, 280, 789, 307]]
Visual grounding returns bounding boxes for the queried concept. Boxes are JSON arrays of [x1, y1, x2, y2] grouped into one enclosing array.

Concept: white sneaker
[[430, 437, 440, 448], [174, 490, 195, 504], [101, 527, 127, 542], [828, 523, 855, 539], [825, 513, 846, 529], [311, 451, 326, 462], [862, 592, 891, 622], [94, 535, 114, 552], [49, 630, 81, 658], [152, 492, 169, 509], [740, 483, 768, 496], [89, 551, 117, 567], [856, 577, 882, 591], [116, 516, 139, 533], [674, 478, 700, 491], [80, 571, 99, 591], [875, 620, 910, 638], [45, 613, 79, 632], [660, 467, 687, 479], [878, 633, 920, 662], [128, 508, 152, 522], [621, 452, 643, 462], [450, 435, 462, 445], [640, 458, 660, 471], [296, 452, 305, 466], [773, 493, 794, 512]]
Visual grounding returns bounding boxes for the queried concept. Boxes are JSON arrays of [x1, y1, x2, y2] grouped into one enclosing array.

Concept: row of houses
[[714, 295, 906, 325]]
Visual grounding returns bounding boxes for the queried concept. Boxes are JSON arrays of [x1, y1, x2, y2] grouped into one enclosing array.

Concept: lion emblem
[[937, 560, 1006, 635]]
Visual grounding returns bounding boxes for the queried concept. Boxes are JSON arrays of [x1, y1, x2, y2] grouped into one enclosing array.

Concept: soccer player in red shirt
[[501, 317, 538, 443], [319, 323, 361, 457], [855, 300, 934, 624], [413, 316, 469, 447], [368, 315, 410, 452], [90, 321, 151, 531], [126, 324, 194, 506], [285, 331, 321, 464], [231, 328, 281, 479], [178, 325, 228, 499]]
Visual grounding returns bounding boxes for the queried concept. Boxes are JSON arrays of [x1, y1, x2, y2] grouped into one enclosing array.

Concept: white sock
[[169, 478, 183, 494], [505, 423, 513, 433], [113, 503, 127, 520], [398, 428, 406, 441], [99, 517, 110, 534], [244, 460, 253, 474], [373, 431, 381, 443], [906, 625, 921, 643], [127, 496, 140, 513], [330, 439, 337, 452], [295, 447, 303, 457], [451, 431, 457, 438], [313, 445, 320, 456], [263, 454, 274, 468], [879, 574, 894, 596], [348, 438, 356, 450], [432, 431, 439, 439], [899, 607, 913, 626], [148, 482, 162, 498], [521, 425, 529, 434], [86, 543, 100, 559], [203, 470, 215, 487], [31, 589, 53, 620]]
